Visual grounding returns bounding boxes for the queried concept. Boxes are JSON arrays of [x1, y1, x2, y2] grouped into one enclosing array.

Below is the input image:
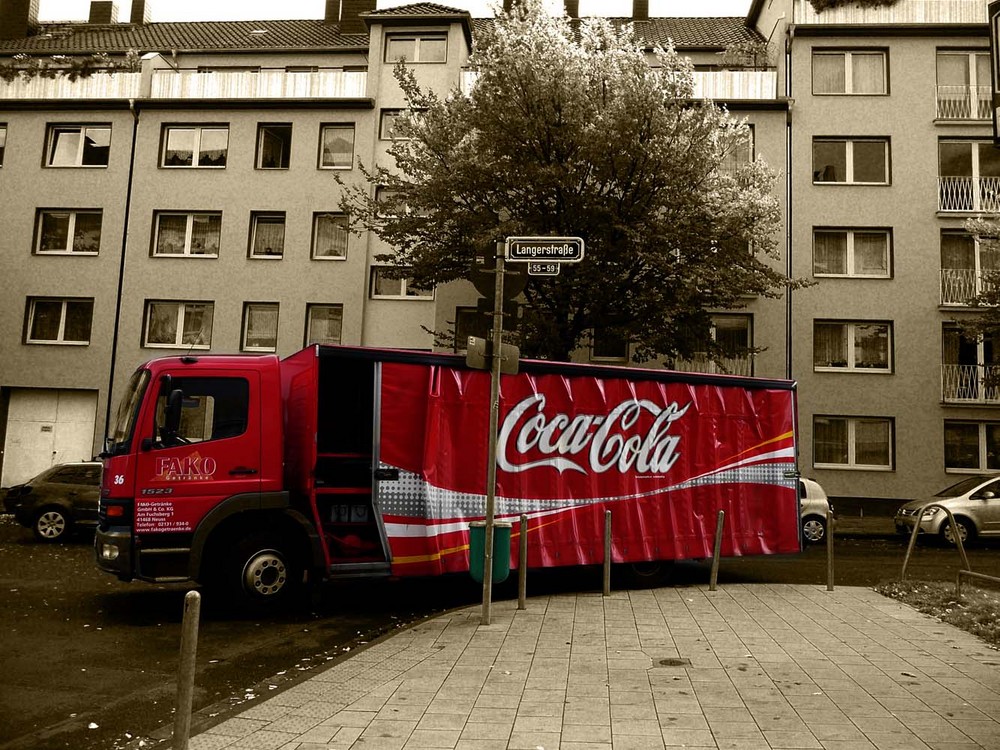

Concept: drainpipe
[[785, 33, 793, 381], [103, 97, 139, 442]]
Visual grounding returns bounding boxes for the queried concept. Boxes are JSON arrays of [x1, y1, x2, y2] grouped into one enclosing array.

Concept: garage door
[[1, 389, 98, 488]]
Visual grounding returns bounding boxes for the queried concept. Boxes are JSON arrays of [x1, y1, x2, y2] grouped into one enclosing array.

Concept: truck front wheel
[[229, 535, 301, 604]]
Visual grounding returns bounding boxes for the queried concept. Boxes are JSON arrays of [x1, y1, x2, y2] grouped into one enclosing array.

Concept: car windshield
[[106, 368, 150, 456], [935, 475, 991, 498]]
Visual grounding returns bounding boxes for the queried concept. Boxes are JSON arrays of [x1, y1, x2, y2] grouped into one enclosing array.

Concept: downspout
[[785, 27, 794, 381], [103, 98, 139, 441]]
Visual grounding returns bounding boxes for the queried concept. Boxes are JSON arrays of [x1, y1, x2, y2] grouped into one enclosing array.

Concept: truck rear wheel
[[229, 535, 301, 604]]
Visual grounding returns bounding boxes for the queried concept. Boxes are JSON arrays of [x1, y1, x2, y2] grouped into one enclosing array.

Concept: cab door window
[[154, 377, 249, 445]]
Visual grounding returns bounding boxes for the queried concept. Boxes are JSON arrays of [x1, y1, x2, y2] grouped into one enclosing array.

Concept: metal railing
[[935, 85, 992, 121], [150, 68, 366, 99], [941, 363, 1000, 404], [901, 502, 970, 580], [671, 354, 753, 377], [0, 71, 141, 100], [938, 176, 1000, 213], [940, 268, 983, 305], [796, 0, 986, 25]]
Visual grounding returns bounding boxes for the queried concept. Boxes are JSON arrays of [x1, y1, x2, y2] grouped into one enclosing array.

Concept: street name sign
[[506, 236, 585, 263]]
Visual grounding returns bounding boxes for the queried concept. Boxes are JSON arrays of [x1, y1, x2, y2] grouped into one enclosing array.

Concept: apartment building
[[0, 0, 784, 493]]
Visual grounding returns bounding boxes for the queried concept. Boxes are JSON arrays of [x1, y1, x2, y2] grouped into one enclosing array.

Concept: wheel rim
[[802, 519, 825, 542], [37, 511, 66, 539], [242, 550, 287, 597], [944, 521, 968, 544]]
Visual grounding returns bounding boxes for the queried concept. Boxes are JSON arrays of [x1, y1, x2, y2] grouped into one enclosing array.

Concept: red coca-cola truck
[[95, 344, 801, 603]]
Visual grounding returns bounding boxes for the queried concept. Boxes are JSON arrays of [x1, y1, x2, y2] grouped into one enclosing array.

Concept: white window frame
[[248, 212, 285, 259], [311, 213, 349, 260], [936, 50, 990, 120], [812, 50, 887, 95], [45, 124, 111, 168], [812, 138, 889, 185], [813, 415, 894, 471], [318, 123, 355, 170], [24, 297, 93, 345], [812, 228, 891, 278], [242, 302, 279, 352], [384, 32, 448, 64], [944, 420, 1000, 472], [305, 303, 343, 346], [143, 300, 214, 349], [813, 320, 893, 373], [35, 209, 102, 255], [369, 266, 434, 300], [160, 125, 229, 168], [153, 212, 222, 258], [590, 329, 629, 362]]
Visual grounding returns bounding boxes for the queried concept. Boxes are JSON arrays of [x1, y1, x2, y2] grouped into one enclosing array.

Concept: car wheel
[[802, 516, 826, 544], [940, 517, 974, 546], [33, 507, 70, 542]]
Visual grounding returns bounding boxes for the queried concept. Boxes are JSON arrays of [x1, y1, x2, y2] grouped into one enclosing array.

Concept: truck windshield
[[106, 369, 150, 456]]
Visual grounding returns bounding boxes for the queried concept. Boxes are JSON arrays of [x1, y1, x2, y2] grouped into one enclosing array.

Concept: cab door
[[133, 371, 261, 538]]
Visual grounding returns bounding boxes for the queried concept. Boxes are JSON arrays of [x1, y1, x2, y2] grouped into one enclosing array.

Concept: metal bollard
[[518, 514, 528, 610], [709, 510, 725, 591], [173, 590, 202, 750], [826, 507, 834, 591], [603, 510, 612, 596]]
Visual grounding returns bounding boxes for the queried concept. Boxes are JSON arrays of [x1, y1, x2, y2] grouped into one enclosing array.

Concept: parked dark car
[[3, 462, 102, 542]]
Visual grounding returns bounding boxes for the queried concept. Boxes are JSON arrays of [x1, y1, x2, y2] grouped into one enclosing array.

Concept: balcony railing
[[942, 364, 1000, 404], [941, 268, 985, 305], [939, 176, 1000, 213], [0, 71, 141, 100], [795, 0, 987, 24], [936, 84, 992, 120], [460, 69, 778, 100], [671, 354, 753, 377], [150, 68, 367, 99]]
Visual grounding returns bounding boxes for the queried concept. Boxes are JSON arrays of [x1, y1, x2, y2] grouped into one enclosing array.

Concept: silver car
[[895, 475, 1000, 545], [800, 478, 832, 544]]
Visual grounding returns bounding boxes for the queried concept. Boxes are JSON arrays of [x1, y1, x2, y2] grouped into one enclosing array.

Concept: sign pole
[[481, 241, 505, 626]]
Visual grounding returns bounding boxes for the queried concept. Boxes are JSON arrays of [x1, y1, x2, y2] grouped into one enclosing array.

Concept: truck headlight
[[99, 543, 120, 561]]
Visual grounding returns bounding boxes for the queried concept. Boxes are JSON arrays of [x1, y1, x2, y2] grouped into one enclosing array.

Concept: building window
[[941, 324, 999, 404], [591, 329, 629, 362], [35, 209, 102, 254], [814, 416, 893, 470], [940, 231, 999, 305], [45, 124, 111, 167], [161, 125, 228, 168], [385, 33, 448, 63], [938, 139, 1000, 212], [248, 212, 285, 258], [242, 302, 279, 352], [305, 304, 343, 345], [813, 228, 890, 277], [369, 266, 433, 299], [256, 124, 291, 169], [24, 297, 93, 345], [812, 50, 887, 95], [945, 421, 1000, 471], [143, 300, 214, 349], [813, 138, 889, 184], [670, 315, 753, 376], [153, 212, 222, 257], [813, 320, 892, 372], [380, 109, 423, 140], [719, 126, 753, 177], [936, 50, 991, 120], [319, 124, 354, 169], [312, 213, 349, 259], [0, 124, 6, 166]]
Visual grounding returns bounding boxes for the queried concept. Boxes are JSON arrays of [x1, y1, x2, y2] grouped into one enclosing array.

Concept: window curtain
[[814, 231, 847, 274], [854, 232, 888, 274], [253, 217, 285, 256], [851, 53, 884, 94], [853, 324, 888, 368], [814, 418, 848, 464], [316, 215, 348, 257], [855, 419, 889, 466], [247, 305, 278, 348], [181, 304, 212, 346], [814, 323, 847, 367], [812, 53, 845, 94], [190, 214, 221, 255]]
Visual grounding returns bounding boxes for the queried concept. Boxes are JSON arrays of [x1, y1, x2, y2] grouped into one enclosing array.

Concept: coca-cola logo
[[497, 394, 690, 475]]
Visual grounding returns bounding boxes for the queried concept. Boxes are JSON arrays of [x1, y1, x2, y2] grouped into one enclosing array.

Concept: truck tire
[[228, 535, 301, 604], [33, 507, 71, 542]]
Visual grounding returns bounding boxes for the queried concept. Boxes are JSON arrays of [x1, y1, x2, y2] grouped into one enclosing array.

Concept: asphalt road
[[0, 515, 997, 750]]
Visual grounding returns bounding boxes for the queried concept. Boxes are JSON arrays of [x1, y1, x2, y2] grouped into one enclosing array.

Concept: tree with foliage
[[338, 0, 794, 365], [956, 217, 1000, 388]]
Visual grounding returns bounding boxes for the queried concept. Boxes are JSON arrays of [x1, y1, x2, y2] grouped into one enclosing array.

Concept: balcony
[[942, 364, 1000, 404], [936, 84, 992, 121], [149, 68, 366, 99], [0, 71, 141, 100], [938, 176, 1000, 213], [795, 0, 987, 25], [940, 268, 990, 305], [460, 69, 778, 101]]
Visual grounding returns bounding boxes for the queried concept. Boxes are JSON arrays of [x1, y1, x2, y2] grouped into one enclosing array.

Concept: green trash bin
[[468, 520, 512, 584]]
